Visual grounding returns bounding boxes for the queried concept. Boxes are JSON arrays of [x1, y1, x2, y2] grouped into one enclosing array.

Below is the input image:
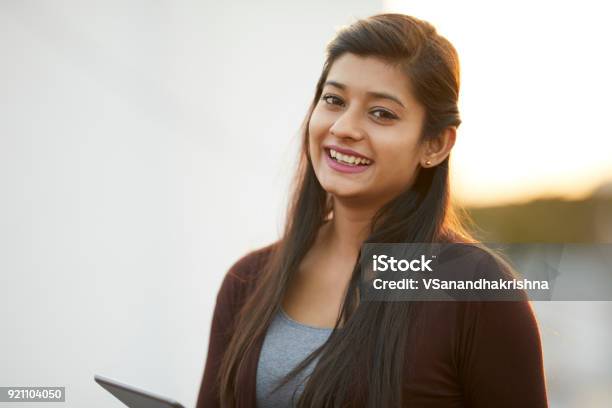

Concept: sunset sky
[[384, 0, 612, 207]]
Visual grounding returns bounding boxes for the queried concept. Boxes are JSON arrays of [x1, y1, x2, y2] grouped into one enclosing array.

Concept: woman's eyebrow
[[324, 80, 406, 108]]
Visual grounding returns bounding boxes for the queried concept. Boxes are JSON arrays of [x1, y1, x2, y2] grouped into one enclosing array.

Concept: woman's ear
[[420, 127, 457, 168]]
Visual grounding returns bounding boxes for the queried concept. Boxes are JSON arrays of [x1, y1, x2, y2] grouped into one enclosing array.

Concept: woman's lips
[[323, 148, 372, 174]]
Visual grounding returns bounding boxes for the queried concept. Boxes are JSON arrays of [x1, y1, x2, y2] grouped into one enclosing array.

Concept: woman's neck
[[322, 198, 377, 257]]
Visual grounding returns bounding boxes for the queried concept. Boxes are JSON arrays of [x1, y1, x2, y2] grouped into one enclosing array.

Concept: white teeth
[[329, 149, 371, 166]]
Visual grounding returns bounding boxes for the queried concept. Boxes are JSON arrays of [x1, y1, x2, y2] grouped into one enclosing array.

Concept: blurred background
[[1, 0, 610, 407]]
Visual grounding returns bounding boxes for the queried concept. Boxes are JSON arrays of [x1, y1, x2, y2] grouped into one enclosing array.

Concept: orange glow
[[384, 0, 612, 206]]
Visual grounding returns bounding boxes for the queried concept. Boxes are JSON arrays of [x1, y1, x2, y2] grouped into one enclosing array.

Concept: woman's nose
[[329, 109, 366, 140]]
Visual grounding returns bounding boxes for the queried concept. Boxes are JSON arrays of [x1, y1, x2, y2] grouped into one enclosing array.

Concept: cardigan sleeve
[[195, 264, 242, 408], [458, 254, 548, 407], [195, 245, 274, 408]]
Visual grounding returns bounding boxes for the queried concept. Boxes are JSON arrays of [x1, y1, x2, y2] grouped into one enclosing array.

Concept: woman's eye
[[371, 109, 398, 121], [321, 94, 344, 106], [320, 95, 398, 122]]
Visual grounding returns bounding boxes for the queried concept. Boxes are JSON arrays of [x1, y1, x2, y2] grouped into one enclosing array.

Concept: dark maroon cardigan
[[196, 244, 548, 407]]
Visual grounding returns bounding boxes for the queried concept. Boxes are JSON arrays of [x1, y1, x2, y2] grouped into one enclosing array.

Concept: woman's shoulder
[[226, 241, 278, 281], [216, 241, 279, 303], [436, 242, 517, 280]]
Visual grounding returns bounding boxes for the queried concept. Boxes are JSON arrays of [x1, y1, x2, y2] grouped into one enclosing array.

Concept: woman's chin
[[322, 185, 370, 201]]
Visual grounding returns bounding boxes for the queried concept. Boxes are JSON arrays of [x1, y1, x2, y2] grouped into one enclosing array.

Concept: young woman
[[196, 13, 548, 408]]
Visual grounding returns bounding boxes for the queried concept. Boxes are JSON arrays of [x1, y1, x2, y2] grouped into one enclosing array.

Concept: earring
[[425, 159, 432, 166]]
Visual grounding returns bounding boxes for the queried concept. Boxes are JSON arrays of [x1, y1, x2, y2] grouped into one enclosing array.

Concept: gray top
[[256, 308, 333, 408]]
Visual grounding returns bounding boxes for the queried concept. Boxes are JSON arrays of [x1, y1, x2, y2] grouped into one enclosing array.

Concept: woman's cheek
[[378, 152, 406, 183], [308, 111, 328, 143]]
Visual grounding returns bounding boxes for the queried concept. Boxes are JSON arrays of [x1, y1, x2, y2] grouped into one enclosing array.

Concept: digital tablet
[[94, 374, 186, 408]]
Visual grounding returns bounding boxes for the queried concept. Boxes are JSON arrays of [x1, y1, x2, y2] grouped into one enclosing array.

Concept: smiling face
[[308, 53, 428, 208]]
